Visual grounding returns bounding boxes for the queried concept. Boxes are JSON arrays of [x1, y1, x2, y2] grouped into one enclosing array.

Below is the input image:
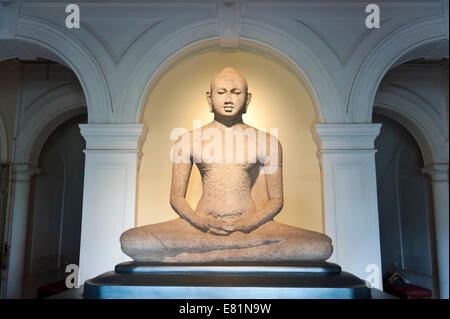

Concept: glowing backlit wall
[[137, 48, 323, 232]]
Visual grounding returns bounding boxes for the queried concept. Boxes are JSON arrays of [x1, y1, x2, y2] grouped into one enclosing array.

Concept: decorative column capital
[[13, 163, 41, 182], [422, 163, 449, 182], [79, 124, 148, 150], [312, 123, 382, 150]]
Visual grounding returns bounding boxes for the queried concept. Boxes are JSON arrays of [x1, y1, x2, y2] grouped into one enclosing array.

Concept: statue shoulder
[[256, 129, 282, 152], [186, 124, 212, 140]]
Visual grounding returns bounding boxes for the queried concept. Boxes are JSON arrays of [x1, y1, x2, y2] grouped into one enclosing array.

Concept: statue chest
[[196, 162, 260, 185]]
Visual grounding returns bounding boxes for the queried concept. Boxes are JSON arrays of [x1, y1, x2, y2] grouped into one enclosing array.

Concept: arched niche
[[136, 46, 325, 234], [3, 84, 86, 297], [122, 18, 342, 124], [23, 113, 87, 298], [134, 40, 323, 124], [373, 112, 437, 295]]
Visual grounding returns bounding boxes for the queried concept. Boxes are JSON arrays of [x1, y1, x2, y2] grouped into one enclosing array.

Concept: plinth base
[[83, 261, 371, 299]]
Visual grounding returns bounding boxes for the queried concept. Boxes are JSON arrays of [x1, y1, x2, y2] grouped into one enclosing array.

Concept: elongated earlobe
[[206, 91, 213, 113], [244, 92, 252, 113]]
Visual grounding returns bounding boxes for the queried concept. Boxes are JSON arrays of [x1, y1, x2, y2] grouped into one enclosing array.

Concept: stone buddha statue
[[120, 67, 333, 263]]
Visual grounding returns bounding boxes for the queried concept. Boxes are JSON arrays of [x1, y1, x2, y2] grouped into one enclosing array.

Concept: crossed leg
[[120, 218, 333, 262]]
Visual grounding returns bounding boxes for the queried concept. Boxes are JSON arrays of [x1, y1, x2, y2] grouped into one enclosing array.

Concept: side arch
[[349, 16, 448, 123], [15, 87, 87, 166], [373, 87, 447, 165], [14, 17, 112, 123]]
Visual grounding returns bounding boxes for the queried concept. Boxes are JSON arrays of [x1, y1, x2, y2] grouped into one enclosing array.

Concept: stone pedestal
[[83, 261, 371, 299]]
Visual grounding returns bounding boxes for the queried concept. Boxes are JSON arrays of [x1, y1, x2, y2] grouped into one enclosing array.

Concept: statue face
[[207, 74, 251, 121]]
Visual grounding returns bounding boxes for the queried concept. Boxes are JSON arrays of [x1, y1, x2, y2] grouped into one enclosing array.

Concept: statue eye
[[217, 90, 225, 94]]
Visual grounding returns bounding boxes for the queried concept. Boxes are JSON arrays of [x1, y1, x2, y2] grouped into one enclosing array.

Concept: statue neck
[[213, 114, 244, 128]]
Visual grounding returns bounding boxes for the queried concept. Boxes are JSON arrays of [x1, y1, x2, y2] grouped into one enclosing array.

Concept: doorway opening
[[374, 113, 438, 297], [23, 114, 87, 298]]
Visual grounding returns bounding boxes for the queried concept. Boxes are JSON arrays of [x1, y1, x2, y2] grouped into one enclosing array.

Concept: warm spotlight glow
[[137, 48, 324, 233]]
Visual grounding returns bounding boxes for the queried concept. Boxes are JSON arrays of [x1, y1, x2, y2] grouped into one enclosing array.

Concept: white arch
[[118, 18, 341, 124], [13, 17, 112, 123], [15, 87, 87, 166], [5, 83, 87, 298], [349, 16, 448, 123], [373, 87, 447, 166]]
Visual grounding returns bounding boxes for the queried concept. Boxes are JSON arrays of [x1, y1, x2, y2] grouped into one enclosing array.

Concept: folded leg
[[121, 218, 332, 262]]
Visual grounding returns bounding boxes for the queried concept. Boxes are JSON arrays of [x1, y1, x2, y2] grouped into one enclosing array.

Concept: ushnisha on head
[[206, 67, 252, 122]]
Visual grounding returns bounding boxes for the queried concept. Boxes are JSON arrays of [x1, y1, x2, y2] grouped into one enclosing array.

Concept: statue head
[[206, 67, 252, 121]]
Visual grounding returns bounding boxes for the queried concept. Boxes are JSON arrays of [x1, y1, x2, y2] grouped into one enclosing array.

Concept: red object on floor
[[38, 280, 68, 299], [384, 281, 432, 299]]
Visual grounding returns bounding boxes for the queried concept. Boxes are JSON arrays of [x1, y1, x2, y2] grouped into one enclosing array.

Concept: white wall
[[78, 124, 145, 284]]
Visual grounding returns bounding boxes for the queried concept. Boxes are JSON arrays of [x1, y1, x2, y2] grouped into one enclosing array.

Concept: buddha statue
[[120, 67, 333, 263]]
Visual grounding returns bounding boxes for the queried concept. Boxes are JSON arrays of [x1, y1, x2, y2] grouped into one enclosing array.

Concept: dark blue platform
[[83, 261, 371, 299]]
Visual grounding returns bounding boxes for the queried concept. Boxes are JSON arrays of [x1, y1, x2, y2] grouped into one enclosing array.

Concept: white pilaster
[[423, 164, 449, 299], [78, 124, 147, 284], [6, 164, 40, 298], [313, 124, 383, 286]]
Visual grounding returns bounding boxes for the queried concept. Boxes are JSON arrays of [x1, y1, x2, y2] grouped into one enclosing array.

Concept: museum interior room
[[0, 0, 448, 300]]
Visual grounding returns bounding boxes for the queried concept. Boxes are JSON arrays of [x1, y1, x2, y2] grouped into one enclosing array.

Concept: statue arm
[[169, 161, 195, 221], [170, 161, 229, 235], [227, 139, 284, 233], [169, 134, 229, 235], [169, 133, 200, 226], [250, 139, 284, 228]]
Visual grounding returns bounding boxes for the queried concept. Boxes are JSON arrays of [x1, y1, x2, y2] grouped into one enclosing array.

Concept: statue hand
[[190, 212, 231, 236], [222, 217, 260, 234], [206, 227, 230, 236], [204, 216, 232, 235]]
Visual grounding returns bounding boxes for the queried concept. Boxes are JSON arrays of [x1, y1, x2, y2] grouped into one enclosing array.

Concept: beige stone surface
[[121, 67, 333, 262], [121, 218, 332, 262]]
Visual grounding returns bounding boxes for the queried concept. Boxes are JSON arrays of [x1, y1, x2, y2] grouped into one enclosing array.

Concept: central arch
[[135, 44, 327, 248], [119, 19, 340, 124]]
